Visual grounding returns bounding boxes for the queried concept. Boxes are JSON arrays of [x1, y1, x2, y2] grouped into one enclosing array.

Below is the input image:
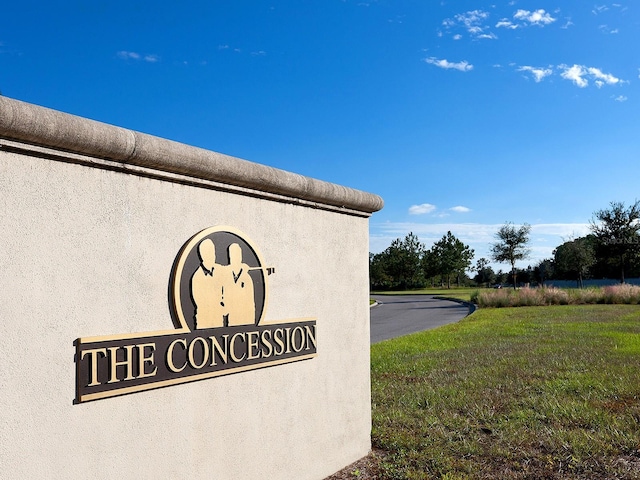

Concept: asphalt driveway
[[370, 294, 472, 344]]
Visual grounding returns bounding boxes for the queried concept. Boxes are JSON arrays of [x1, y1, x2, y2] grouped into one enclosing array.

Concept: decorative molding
[[0, 96, 384, 216]]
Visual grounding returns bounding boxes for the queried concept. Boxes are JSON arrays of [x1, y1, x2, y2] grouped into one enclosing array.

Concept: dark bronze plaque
[[75, 226, 317, 403]]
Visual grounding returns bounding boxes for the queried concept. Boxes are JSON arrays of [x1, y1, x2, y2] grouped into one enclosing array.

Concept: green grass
[[372, 287, 478, 303], [371, 305, 640, 479]]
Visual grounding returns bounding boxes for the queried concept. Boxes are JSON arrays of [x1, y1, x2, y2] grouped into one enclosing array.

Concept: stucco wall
[[0, 97, 382, 480]]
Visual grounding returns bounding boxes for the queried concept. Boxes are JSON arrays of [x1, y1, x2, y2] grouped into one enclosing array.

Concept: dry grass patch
[[472, 285, 640, 308]]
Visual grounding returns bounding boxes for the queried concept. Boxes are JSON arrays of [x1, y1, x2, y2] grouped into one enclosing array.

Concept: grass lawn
[[371, 287, 478, 303], [371, 305, 640, 479]]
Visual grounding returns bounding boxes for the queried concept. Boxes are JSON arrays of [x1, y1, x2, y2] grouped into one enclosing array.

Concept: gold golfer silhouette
[[191, 238, 275, 329], [226, 243, 255, 326], [191, 238, 226, 328]]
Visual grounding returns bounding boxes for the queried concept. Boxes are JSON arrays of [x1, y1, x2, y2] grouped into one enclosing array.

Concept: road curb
[[432, 296, 477, 316]]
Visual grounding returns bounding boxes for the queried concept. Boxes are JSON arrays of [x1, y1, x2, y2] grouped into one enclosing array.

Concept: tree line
[[370, 200, 640, 290], [546, 201, 640, 287], [370, 231, 474, 290]]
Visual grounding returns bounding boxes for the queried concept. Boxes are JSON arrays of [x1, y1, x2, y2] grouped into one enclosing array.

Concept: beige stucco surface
[[0, 98, 381, 479]]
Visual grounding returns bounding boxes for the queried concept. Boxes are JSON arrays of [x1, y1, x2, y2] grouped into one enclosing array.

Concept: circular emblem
[[170, 227, 271, 331]]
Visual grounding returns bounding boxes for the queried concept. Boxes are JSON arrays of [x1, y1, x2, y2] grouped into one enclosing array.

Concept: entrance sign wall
[[0, 97, 383, 479]]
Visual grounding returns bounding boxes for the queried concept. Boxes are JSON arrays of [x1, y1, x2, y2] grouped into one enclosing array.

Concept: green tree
[[475, 257, 489, 272], [473, 257, 496, 287], [370, 232, 426, 290], [490, 222, 531, 289], [431, 231, 474, 288], [515, 266, 534, 286], [369, 252, 392, 290], [534, 258, 555, 287], [553, 236, 596, 288], [421, 248, 439, 287], [590, 200, 640, 284]]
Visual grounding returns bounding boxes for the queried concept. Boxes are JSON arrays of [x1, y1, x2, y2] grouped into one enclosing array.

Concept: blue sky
[[2, 1, 638, 272]]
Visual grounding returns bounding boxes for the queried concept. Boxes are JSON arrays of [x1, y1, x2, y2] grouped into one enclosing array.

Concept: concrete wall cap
[[0, 96, 384, 214]]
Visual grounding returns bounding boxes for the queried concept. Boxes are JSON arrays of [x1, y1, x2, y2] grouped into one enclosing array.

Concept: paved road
[[370, 295, 471, 344]]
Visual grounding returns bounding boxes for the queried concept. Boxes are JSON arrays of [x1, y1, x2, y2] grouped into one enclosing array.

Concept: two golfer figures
[[191, 238, 274, 329]]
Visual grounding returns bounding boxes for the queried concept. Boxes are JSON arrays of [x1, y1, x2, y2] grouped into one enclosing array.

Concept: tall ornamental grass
[[472, 284, 640, 308]]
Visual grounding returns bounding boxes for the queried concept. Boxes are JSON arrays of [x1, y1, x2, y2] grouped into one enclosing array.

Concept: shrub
[[472, 284, 640, 308], [568, 288, 601, 305], [541, 287, 569, 305], [470, 290, 479, 304], [517, 287, 539, 306], [603, 284, 640, 305], [476, 289, 510, 308]]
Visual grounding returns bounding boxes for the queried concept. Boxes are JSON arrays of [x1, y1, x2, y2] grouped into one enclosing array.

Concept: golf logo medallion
[[75, 226, 317, 404], [172, 227, 274, 331]]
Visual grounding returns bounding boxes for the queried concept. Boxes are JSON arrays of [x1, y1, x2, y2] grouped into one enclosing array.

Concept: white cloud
[[558, 64, 623, 88], [614, 95, 628, 102], [599, 24, 620, 34], [117, 51, 140, 60], [450, 206, 471, 213], [219, 45, 255, 54], [497, 9, 556, 30], [518, 65, 553, 82], [372, 222, 500, 249], [496, 19, 518, 29], [514, 9, 556, 25], [117, 51, 159, 63], [530, 224, 590, 236], [375, 222, 590, 243], [442, 9, 496, 40], [592, 5, 609, 15], [560, 64, 589, 87], [425, 57, 473, 72], [561, 18, 574, 29], [587, 67, 620, 85], [453, 34, 462, 40], [455, 9, 490, 29], [409, 203, 437, 215], [442, 18, 456, 28], [512, 63, 624, 88]]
